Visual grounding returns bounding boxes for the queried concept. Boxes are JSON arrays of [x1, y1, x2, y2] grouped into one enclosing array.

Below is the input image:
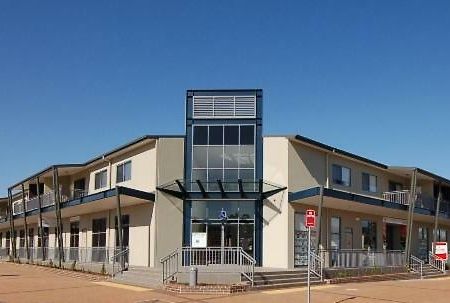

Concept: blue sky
[[1, 1, 450, 195]]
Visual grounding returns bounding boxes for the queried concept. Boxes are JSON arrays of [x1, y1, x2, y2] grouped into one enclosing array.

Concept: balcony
[[12, 191, 56, 215], [382, 190, 411, 205]]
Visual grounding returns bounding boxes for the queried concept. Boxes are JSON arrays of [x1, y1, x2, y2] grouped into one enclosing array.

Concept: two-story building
[[1, 89, 448, 281]]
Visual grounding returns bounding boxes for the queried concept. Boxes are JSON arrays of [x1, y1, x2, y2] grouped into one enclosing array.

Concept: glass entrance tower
[[184, 89, 263, 264]]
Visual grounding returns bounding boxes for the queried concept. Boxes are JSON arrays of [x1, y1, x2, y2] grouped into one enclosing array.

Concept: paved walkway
[[1, 262, 450, 302]]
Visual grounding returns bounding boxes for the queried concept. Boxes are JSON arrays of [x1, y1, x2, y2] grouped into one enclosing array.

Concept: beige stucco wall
[[262, 137, 292, 268], [151, 137, 184, 267]]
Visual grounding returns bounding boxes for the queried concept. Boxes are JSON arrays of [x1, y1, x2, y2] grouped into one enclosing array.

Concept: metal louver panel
[[193, 95, 256, 118]]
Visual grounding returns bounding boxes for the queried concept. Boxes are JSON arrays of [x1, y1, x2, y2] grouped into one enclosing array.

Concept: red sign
[[434, 242, 448, 261], [305, 210, 316, 228]]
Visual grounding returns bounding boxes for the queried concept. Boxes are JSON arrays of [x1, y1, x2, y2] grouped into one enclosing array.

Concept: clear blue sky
[[1, 0, 450, 196]]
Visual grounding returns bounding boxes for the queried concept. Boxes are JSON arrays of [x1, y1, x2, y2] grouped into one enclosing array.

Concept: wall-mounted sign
[[192, 232, 207, 248], [433, 242, 448, 261]]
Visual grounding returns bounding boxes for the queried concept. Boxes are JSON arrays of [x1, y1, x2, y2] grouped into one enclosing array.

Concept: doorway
[[385, 223, 406, 250]]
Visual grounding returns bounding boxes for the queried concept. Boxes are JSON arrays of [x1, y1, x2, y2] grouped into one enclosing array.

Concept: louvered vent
[[193, 95, 256, 118]]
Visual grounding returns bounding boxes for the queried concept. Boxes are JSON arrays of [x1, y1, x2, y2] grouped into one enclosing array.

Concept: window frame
[[116, 160, 132, 183], [332, 164, 352, 187], [94, 169, 108, 190], [362, 172, 378, 193]]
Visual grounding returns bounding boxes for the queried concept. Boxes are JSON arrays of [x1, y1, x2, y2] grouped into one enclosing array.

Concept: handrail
[[409, 255, 423, 278], [429, 251, 446, 273], [239, 248, 256, 286], [310, 251, 324, 281], [111, 248, 129, 277], [160, 248, 179, 283], [159, 247, 256, 286]]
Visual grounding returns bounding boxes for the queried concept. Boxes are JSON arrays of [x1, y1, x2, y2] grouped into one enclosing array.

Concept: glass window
[[208, 169, 223, 191], [193, 126, 208, 145], [362, 173, 377, 192], [362, 220, 377, 249], [115, 215, 130, 247], [239, 145, 255, 168], [332, 164, 351, 187], [224, 126, 239, 145], [223, 169, 239, 191], [70, 221, 79, 248], [28, 228, 34, 248], [239, 202, 255, 220], [330, 217, 341, 249], [239, 169, 255, 181], [192, 169, 207, 182], [116, 161, 132, 183], [92, 218, 107, 247], [240, 125, 254, 145], [193, 146, 208, 168], [191, 201, 207, 220], [224, 146, 239, 168], [94, 170, 107, 189], [209, 126, 223, 145], [208, 146, 223, 168]]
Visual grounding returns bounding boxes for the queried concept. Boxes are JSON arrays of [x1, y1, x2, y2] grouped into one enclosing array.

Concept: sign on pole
[[305, 209, 315, 303], [433, 242, 448, 260], [305, 209, 316, 228]]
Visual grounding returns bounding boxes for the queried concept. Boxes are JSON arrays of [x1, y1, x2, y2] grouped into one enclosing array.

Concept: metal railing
[[161, 248, 179, 283], [310, 251, 324, 281], [0, 247, 10, 260], [409, 255, 423, 278], [320, 249, 406, 268], [429, 251, 446, 273], [111, 248, 130, 277], [160, 247, 256, 286], [382, 190, 411, 205]]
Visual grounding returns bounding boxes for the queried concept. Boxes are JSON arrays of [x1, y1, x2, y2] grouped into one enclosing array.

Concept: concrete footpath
[[1, 262, 450, 303]]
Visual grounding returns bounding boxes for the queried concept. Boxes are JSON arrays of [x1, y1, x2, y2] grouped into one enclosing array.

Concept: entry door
[[207, 223, 238, 248]]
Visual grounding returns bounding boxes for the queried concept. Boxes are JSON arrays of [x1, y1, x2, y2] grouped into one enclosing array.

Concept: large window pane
[[239, 201, 255, 220], [239, 145, 255, 168], [193, 146, 207, 168], [224, 126, 239, 145], [208, 169, 223, 191], [223, 169, 239, 191], [362, 220, 377, 249], [239, 169, 255, 181], [193, 126, 208, 145], [240, 125, 254, 145], [224, 146, 239, 168], [209, 126, 223, 145], [192, 201, 207, 220], [208, 146, 223, 168]]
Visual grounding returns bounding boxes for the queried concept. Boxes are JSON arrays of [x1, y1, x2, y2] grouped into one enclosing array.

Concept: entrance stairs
[[422, 264, 447, 279], [112, 266, 163, 288], [251, 268, 323, 290]]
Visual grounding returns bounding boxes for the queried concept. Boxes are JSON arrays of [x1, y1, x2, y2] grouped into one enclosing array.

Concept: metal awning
[[157, 179, 286, 200]]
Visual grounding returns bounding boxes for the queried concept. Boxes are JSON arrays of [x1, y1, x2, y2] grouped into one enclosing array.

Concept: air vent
[[193, 95, 256, 118]]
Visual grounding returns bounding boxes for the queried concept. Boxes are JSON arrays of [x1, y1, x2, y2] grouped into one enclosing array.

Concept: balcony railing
[[12, 191, 56, 215], [382, 190, 411, 205]]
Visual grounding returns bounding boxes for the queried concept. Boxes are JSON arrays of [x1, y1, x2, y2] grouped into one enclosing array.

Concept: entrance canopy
[[157, 179, 286, 200]]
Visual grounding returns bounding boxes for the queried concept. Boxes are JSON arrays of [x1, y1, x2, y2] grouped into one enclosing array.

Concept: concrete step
[[254, 277, 320, 286], [252, 280, 322, 290]]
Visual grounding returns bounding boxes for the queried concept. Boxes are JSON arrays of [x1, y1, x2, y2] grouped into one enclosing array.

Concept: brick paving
[[1, 262, 450, 303]]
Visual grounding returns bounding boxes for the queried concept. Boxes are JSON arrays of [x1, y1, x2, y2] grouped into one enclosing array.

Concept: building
[[0, 89, 448, 281]]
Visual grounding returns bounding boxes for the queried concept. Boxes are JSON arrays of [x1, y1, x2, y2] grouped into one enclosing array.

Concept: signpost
[[433, 242, 448, 260], [305, 210, 316, 303]]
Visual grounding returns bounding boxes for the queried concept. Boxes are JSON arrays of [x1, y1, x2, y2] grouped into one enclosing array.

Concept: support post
[[53, 167, 64, 267], [21, 184, 30, 260], [36, 176, 45, 260], [7, 188, 17, 259], [115, 187, 124, 269], [405, 169, 417, 264], [307, 226, 311, 303], [315, 186, 324, 253], [432, 184, 442, 253]]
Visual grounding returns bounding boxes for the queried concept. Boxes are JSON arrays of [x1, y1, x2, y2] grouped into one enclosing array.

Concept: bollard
[[189, 266, 198, 287]]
